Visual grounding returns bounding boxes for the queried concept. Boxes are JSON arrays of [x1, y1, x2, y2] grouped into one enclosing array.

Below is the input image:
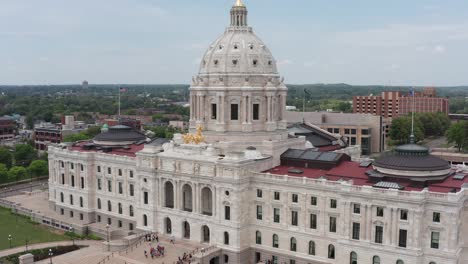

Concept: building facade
[[48, 2, 468, 264], [0, 116, 17, 141], [353, 89, 449, 119]]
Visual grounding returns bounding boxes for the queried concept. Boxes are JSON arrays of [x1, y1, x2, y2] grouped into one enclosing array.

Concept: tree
[[62, 133, 92, 143], [0, 164, 8, 182], [8, 166, 28, 182], [417, 112, 451, 137], [84, 126, 101, 137], [28, 160, 48, 178], [14, 144, 37, 166], [389, 116, 424, 144], [446, 121, 467, 151], [0, 147, 13, 168]]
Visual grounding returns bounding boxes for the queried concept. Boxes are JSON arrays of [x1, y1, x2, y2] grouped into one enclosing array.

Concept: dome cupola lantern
[[231, 0, 248, 27]]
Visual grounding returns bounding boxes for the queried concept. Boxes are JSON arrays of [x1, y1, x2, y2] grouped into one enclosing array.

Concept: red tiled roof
[[70, 141, 144, 157], [264, 160, 468, 194]]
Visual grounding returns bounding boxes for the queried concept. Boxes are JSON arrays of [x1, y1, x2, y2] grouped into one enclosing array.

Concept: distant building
[[33, 116, 84, 150], [0, 116, 17, 141], [169, 121, 188, 130], [353, 88, 449, 119], [102, 118, 142, 131], [82, 80, 89, 89], [285, 111, 386, 154]]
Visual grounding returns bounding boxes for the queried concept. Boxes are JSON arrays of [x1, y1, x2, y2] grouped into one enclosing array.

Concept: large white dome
[[199, 28, 278, 76]]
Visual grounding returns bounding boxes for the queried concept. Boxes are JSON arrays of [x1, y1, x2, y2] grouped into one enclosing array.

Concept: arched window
[[290, 237, 297, 251], [118, 203, 122, 214], [272, 234, 279, 248], [165, 217, 172, 234], [201, 187, 213, 216], [60, 192, 64, 202], [107, 200, 112, 212], [224, 232, 229, 245], [308, 241, 315, 255], [71, 175, 75, 187], [97, 198, 101, 209], [350, 251, 357, 264], [328, 244, 335, 259], [428, 262, 436, 264], [79, 197, 83, 207], [396, 260, 404, 264], [129, 205, 134, 216], [202, 225, 210, 243], [373, 256, 380, 264], [164, 181, 174, 208], [255, 231, 262, 244], [143, 214, 148, 226], [182, 184, 193, 212]]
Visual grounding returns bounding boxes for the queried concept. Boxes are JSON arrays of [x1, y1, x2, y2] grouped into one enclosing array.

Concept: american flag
[[409, 88, 414, 97]]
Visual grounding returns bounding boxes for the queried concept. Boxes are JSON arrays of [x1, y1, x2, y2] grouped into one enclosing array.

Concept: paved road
[[0, 179, 48, 198]]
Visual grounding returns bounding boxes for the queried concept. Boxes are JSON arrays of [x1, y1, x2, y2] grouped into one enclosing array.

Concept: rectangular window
[[80, 213, 84, 220], [400, 209, 408, 220], [431, 232, 440, 249], [60, 208, 64, 215], [330, 199, 337, 209], [345, 129, 350, 134], [290, 260, 295, 264], [350, 137, 357, 145], [329, 217, 337, 232], [118, 169, 122, 176], [399, 229, 407, 248], [97, 166, 101, 173], [375, 226, 383, 244], [70, 163, 74, 169], [274, 191, 280, 200], [61, 161, 64, 168], [107, 218, 111, 225], [272, 256, 278, 264], [257, 189, 262, 198], [255, 252, 261, 263], [311, 196, 317, 206], [129, 184, 134, 196], [225, 206, 231, 220], [433, 212, 440, 223], [256, 205, 263, 220], [70, 211, 74, 218], [231, 104, 239, 120], [376, 207, 384, 217], [351, 129, 357, 134], [292, 194, 298, 203], [129, 170, 134, 178], [80, 177, 85, 189], [274, 208, 280, 223], [211, 104, 217, 120], [253, 104, 260, 120], [362, 129, 369, 135], [291, 211, 298, 226], [129, 223, 134, 230], [61, 174, 65, 184], [97, 215, 101, 222], [118, 220, 122, 228], [144, 191, 149, 204], [71, 176, 75, 187], [107, 167, 111, 174], [333, 128, 339, 134], [310, 214, 317, 229], [353, 204, 361, 214], [97, 178, 102, 190], [81, 164, 84, 171], [352, 222, 360, 240], [107, 180, 112, 192]]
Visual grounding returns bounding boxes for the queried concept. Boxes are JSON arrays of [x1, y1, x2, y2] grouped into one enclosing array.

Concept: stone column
[[220, 95, 225, 124], [366, 205, 372, 241], [266, 96, 272, 122]]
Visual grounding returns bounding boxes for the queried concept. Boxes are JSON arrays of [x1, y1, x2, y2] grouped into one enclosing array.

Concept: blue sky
[[2, 0, 468, 86]]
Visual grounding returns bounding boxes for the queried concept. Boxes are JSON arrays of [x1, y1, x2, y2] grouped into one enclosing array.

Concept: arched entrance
[[165, 217, 172, 234], [183, 221, 190, 239], [182, 184, 193, 212], [202, 225, 210, 243], [209, 257, 219, 264]]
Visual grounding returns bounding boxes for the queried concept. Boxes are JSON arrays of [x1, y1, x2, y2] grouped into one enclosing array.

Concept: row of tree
[[388, 113, 451, 144], [62, 126, 102, 143], [0, 144, 48, 184], [0, 160, 48, 184]]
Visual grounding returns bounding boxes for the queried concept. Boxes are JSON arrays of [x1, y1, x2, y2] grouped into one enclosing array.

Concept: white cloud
[[433, 45, 446, 53]]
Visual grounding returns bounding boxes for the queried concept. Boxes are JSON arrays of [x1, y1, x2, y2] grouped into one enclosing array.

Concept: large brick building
[[0, 116, 17, 141], [353, 88, 449, 119]]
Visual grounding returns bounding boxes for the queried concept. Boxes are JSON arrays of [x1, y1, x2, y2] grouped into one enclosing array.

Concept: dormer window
[[253, 59, 258, 66], [232, 59, 238, 66], [268, 60, 272, 66], [214, 60, 219, 66], [233, 44, 238, 50], [219, 45, 223, 50], [249, 44, 254, 50]]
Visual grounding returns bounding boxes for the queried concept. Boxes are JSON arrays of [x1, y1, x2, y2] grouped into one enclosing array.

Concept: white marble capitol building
[[48, 1, 468, 264]]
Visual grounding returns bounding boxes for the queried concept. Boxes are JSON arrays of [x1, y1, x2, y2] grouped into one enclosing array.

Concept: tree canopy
[[446, 121, 468, 151], [389, 116, 424, 144], [8, 166, 28, 182], [28, 160, 49, 177], [0, 148, 13, 168], [14, 144, 37, 166]]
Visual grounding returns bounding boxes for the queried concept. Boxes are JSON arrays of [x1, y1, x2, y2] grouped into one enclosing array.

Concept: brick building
[[0, 117, 17, 141], [353, 88, 449, 119]]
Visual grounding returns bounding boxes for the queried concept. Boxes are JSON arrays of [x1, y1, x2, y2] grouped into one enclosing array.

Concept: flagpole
[[118, 86, 121, 118], [410, 87, 415, 143], [302, 88, 306, 123]]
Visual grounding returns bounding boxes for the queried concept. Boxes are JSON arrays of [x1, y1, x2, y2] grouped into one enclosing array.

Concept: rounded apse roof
[[93, 125, 146, 145]]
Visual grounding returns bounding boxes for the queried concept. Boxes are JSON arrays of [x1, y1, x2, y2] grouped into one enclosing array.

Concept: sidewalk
[[0, 240, 100, 258]]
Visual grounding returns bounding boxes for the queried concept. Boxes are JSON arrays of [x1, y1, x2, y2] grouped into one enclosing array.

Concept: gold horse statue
[[182, 125, 205, 145]]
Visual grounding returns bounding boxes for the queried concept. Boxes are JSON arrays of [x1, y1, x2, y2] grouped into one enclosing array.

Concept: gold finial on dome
[[235, 0, 245, 7]]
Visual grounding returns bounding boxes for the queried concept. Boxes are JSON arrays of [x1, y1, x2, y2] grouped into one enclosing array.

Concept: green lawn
[[0, 207, 68, 250]]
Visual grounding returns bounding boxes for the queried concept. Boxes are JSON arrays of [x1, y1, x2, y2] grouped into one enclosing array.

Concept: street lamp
[[25, 239, 29, 251], [106, 224, 110, 251], [48, 249, 53, 264], [69, 227, 75, 246], [8, 234, 12, 248]]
